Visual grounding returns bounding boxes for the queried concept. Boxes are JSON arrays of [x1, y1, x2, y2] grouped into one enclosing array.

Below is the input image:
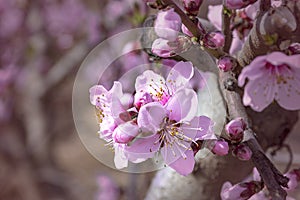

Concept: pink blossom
[[89, 82, 132, 141], [155, 8, 182, 41], [238, 52, 300, 112], [134, 61, 194, 106], [127, 99, 214, 175]]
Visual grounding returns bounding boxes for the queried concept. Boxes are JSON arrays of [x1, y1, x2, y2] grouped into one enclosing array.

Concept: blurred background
[[0, 0, 299, 200]]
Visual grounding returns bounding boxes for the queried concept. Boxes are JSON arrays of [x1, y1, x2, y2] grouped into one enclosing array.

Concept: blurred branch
[[43, 42, 89, 96]]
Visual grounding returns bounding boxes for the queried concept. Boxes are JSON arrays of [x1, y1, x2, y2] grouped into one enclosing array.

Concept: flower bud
[[232, 144, 252, 161], [212, 139, 229, 156], [203, 31, 225, 49], [152, 36, 191, 58], [155, 8, 182, 41], [218, 56, 235, 72], [287, 43, 300, 55], [181, 0, 203, 16], [225, 0, 257, 10], [152, 38, 178, 57], [225, 118, 246, 143], [113, 121, 139, 144]]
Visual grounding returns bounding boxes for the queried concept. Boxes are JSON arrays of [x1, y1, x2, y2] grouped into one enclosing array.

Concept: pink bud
[[152, 38, 178, 57], [225, 118, 246, 143], [152, 36, 191, 58], [288, 43, 300, 55], [232, 144, 252, 161], [181, 0, 203, 16], [155, 8, 182, 41], [203, 31, 225, 49], [113, 122, 139, 144], [225, 0, 257, 9], [218, 56, 234, 72], [212, 139, 229, 156]]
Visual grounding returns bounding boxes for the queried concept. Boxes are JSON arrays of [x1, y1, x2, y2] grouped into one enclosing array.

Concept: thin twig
[[222, 5, 233, 53]]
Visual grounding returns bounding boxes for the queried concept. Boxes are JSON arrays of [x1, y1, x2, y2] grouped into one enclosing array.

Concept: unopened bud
[[232, 144, 252, 161], [181, 0, 203, 16], [212, 139, 229, 156], [225, 118, 246, 143], [218, 56, 235, 72], [287, 43, 300, 55]]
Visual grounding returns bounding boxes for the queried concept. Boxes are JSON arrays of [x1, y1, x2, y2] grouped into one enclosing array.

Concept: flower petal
[[275, 67, 300, 110], [137, 102, 167, 133], [135, 70, 166, 94], [166, 61, 194, 92], [161, 144, 195, 176], [166, 88, 198, 122], [124, 134, 160, 163], [243, 72, 276, 112], [181, 116, 215, 141], [114, 144, 128, 169]]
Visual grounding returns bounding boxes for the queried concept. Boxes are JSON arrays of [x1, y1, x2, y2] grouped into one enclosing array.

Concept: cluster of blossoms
[[90, 61, 230, 175], [221, 168, 300, 200]]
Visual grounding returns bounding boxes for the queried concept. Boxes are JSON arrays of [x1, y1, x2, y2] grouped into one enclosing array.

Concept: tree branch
[[222, 6, 232, 53], [219, 71, 289, 200]]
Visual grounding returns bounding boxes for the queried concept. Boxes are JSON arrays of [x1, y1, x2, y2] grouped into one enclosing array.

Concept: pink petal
[[137, 102, 167, 133], [124, 134, 160, 162], [243, 73, 276, 111], [89, 85, 107, 105], [207, 5, 222, 30], [166, 88, 198, 122], [135, 70, 166, 94], [181, 116, 215, 140], [161, 144, 195, 176], [275, 67, 300, 110], [238, 57, 266, 87], [166, 61, 194, 92]]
